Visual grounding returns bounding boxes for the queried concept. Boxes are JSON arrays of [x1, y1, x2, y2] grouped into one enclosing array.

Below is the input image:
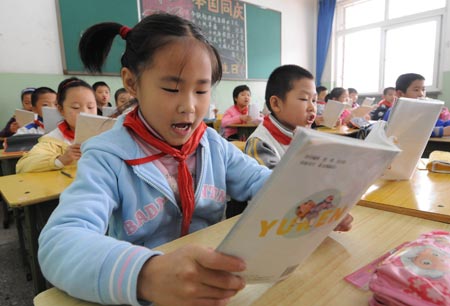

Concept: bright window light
[[389, 0, 445, 19], [344, 0, 385, 29]]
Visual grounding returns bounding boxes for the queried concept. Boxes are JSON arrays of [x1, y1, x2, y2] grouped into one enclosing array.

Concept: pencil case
[[368, 230, 450, 306], [426, 151, 450, 173]]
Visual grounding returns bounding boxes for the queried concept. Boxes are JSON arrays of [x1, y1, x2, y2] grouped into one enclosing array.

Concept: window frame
[[333, 0, 446, 95]]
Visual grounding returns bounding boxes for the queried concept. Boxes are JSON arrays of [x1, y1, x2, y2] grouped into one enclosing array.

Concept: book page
[[74, 113, 117, 144], [14, 109, 36, 127], [361, 97, 375, 107], [217, 128, 400, 283], [42, 107, 64, 133], [102, 106, 117, 117], [351, 105, 373, 118], [321, 100, 346, 128], [383, 97, 443, 180]]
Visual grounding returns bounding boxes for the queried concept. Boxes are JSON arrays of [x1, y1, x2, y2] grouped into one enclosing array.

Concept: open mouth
[[306, 114, 316, 124], [171, 123, 192, 131]]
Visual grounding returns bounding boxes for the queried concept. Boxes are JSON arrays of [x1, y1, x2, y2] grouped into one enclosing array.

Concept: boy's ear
[[269, 95, 282, 114], [121, 68, 137, 97], [396, 90, 404, 98]]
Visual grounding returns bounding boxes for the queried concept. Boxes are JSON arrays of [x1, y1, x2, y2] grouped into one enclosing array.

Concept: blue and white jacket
[[38, 115, 271, 306]]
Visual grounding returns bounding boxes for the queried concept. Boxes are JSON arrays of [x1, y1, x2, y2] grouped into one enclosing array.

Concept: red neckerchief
[[57, 121, 74, 141], [34, 119, 44, 129], [262, 115, 292, 145], [235, 105, 248, 115], [123, 107, 207, 236]]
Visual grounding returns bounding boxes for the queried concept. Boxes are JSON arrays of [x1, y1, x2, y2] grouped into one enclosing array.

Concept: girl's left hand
[[333, 213, 353, 232], [58, 144, 82, 165]]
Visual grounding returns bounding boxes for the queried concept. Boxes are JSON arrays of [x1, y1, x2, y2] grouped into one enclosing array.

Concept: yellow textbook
[[216, 127, 400, 283]]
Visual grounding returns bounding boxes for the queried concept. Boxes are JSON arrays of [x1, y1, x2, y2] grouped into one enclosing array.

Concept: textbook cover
[[321, 100, 346, 128], [216, 127, 400, 283], [351, 105, 373, 118], [42, 107, 63, 133], [74, 113, 117, 144], [381, 97, 443, 180], [14, 109, 36, 127]]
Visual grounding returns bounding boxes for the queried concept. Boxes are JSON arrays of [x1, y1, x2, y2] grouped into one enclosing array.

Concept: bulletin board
[[56, 0, 281, 79]]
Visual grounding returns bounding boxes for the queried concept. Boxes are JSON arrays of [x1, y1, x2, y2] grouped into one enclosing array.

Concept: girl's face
[[123, 40, 212, 147], [59, 87, 97, 130], [95, 86, 110, 107], [271, 78, 317, 130], [337, 90, 349, 103], [235, 90, 251, 109]]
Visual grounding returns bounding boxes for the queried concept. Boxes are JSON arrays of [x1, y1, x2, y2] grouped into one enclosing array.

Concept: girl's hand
[[137, 245, 246, 306], [333, 213, 353, 232], [240, 115, 252, 123], [58, 144, 82, 165]]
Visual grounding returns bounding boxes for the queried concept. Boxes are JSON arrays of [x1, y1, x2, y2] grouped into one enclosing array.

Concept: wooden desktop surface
[[316, 125, 358, 136], [34, 205, 450, 306], [0, 149, 25, 160], [359, 168, 450, 223], [0, 167, 76, 207]]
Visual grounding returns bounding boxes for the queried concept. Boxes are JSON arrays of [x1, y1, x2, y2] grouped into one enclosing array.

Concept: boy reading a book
[[0, 87, 35, 137], [383, 73, 450, 137], [244, 65, 353, 231]]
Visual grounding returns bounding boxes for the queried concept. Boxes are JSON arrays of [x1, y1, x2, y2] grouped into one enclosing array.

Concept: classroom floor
[[0, 211, 34, 306]]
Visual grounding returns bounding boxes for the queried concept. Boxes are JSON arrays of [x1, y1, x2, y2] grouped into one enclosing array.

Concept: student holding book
[[0, 87, 35, 137], [315, 85, 328, 116], [93, 81, 111, 116], [16, 78, 96, 173], [244, 64, 353, 230], [371, 87, 396, 121], [221, 84, 262, 140], [15, 87, 57, 135], [38, 14, 276, 306], [348, 87, 359, 108], [382, 73, 450, 137]]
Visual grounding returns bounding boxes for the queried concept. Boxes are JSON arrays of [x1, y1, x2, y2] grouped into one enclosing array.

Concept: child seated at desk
[[15, 87, 57, 135], [371, 87, 396, 121], [382, 73, 450, 138], [16, 77, 96, 173], [0, 87, 35, 138], [221, 84, 262, 140]]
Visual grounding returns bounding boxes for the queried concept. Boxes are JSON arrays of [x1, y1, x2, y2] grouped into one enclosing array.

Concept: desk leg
[[1, 158, 19, 228], [24, 200, 58, 295]]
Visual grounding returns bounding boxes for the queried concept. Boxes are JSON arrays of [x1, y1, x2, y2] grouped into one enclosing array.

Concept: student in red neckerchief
[[221, 84, 262, 140], [245, 64, 353, 230], [16, 77, 96, 173]]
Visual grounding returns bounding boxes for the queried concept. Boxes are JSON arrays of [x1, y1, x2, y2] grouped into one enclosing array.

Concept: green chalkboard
[[56, 0, 138, 75], [246, 4, 281, 79]]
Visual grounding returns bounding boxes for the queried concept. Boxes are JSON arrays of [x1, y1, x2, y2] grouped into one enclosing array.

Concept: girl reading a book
[[16, 77, 96, 173]]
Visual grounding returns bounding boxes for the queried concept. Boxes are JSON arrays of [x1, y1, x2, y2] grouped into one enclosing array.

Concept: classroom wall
[[0, 0, 316, 128]]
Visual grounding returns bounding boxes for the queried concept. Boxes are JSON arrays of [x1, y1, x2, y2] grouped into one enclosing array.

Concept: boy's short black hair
[[395, 73, 425, 93], [92, 81, 110, 91], [31, 87, 56, 107], [232, 85, 250, 105], [265, 65, 314, 113], [316, 86, 327, 94], [383, 87, 395, 95]]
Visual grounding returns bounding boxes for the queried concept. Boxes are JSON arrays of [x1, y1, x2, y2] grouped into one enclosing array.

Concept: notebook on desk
[[216, 127, 400, 283]]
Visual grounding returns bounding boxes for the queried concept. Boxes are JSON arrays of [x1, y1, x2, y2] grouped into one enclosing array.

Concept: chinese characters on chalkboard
[[141, 0, 246, 79]]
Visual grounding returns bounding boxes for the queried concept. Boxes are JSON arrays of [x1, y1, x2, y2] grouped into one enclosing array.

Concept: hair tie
[[119, 26, 131, 40]]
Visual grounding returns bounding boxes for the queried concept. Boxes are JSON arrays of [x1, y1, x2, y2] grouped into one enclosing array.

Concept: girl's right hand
[[58, 144, 82, 165], [137, 245, 246, 306], [240, 115, 252, 123]]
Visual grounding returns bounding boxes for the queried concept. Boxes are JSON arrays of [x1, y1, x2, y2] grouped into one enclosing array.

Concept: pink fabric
[[221, 105, 262, 139], [369, 231, 450, 306], [440, 107, 450, 121]]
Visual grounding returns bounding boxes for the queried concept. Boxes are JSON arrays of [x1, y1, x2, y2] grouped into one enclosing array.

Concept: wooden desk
[[316, 125, 359, 137], [226, 123, 259, 141], [0, 149, 24, 228], [359, 168, 450, 223], [34, 206, 450, 306], [0, 167, 76, 295], [423, 137, 450, 158]]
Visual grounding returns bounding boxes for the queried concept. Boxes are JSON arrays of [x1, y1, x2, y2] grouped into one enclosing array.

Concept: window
[[334, 0, 446, 94]]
